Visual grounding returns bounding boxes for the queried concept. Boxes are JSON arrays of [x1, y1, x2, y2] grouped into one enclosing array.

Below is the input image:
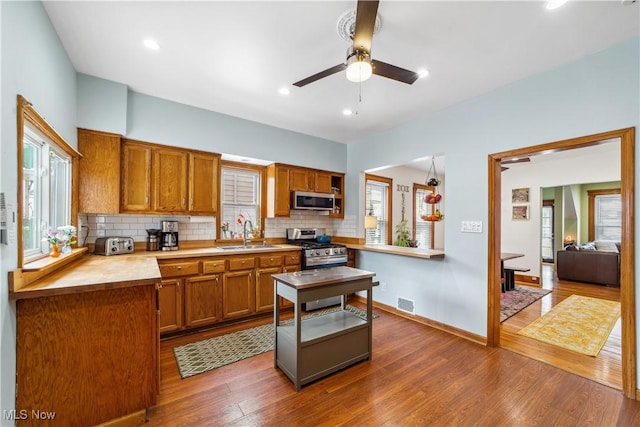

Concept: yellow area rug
[[518, 294, 620, 356]]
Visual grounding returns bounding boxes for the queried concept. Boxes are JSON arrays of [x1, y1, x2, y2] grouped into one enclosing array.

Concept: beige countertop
[[272, 266, 375, 289], [11, 254, 161, 300], [10, 244, 303, 300], [346, 244, 445, 259], [153, 243, 301, 259]]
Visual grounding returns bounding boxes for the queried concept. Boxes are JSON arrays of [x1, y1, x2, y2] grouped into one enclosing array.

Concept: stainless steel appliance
[[94, 237, 134, 256], [292, 191, 335, 211], [286, 228, 348, 310], [160, 220, 179, 251]]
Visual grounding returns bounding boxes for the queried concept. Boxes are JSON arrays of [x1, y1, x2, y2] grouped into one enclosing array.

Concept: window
[[413, 184, 435, 249], [365, 174, 392, 244], [18, 96, 76, 265], [220, 165, 262, 239], [588, 189, 621, 242]]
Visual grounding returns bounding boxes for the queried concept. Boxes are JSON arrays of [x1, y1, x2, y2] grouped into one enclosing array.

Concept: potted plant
[[394, 193, 418, 247]]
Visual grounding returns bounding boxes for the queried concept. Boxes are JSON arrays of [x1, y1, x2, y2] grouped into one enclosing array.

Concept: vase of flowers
[[220, 222, 230, 239], [44, 225, 77, 256]]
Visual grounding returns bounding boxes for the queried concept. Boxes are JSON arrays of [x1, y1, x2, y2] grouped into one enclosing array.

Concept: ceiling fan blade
[[372, 60, 420, 85], [502, 157, 531, 165], [352, 0, 379, 53], [292, 63, 346, 87]]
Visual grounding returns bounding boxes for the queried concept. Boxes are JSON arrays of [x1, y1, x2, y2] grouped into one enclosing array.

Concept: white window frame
[[22, 125, 72, 261], [220, 165, 262, 240], [365, 175, 392, 245], [17, 95, 78, 267]]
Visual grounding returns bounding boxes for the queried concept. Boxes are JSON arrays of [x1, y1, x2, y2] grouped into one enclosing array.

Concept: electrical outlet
[[380, 281, 387, 291]]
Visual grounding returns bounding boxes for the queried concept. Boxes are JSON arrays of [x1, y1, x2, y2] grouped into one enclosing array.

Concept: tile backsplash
[[78, 211, 357, 246]]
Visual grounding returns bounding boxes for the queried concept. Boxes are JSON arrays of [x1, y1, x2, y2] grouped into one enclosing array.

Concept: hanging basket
[[424, 158, 442, 204]]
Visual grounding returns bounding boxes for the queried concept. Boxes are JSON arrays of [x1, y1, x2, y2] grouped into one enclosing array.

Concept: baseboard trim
[[515, 274, 541, 286], [351, 295, 486, 346]]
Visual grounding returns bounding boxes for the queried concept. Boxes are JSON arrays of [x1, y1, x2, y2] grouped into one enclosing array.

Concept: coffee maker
[[160, 221, 179, 251]]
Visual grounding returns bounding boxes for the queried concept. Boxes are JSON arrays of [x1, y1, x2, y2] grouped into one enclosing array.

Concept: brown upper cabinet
[[78, 129, 122, 214], [266, 163, 344, 218], [152, 147, 189, 212], [289, 167, 332, 193], [189, 152, 220, 214], [122, 139, 220, 215], [78, 130, 220, 216], [121, 141, 153, 212]]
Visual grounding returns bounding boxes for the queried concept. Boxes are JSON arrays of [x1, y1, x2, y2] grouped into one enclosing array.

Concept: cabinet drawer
[[284, 252, 301, 266], [259, 255, 283, 268], [159, 261, 200, 278], [228, 257, 255, 271], [202, 259, 226, 273]]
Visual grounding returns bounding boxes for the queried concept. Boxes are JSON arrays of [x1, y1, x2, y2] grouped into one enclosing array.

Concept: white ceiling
[[43, 1, 639, 144]]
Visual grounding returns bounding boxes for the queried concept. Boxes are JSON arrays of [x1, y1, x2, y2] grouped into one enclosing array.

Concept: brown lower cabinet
[[158, 278, 183, 334], [158, 251, 301, 335], [185, 274, 222, 327]]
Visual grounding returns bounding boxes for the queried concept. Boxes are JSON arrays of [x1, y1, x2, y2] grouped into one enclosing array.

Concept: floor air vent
[[397, 297, 415, 314]]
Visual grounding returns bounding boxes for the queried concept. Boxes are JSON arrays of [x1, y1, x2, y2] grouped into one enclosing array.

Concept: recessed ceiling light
[[278, 87, 291, 96], [143, 39, 160, 50], [342, 109, 353, 116], [417, 69, 430, 78], [546, 0, 569, 10]]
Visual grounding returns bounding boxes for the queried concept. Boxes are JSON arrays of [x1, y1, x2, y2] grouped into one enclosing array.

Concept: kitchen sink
[[218, 245, 280, 250]]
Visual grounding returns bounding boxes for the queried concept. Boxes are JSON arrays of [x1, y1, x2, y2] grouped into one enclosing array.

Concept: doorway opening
[[487, 127, 636, 398]]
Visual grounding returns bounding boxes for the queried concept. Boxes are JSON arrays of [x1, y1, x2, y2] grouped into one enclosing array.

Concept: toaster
[[94, 237, 135, 256]]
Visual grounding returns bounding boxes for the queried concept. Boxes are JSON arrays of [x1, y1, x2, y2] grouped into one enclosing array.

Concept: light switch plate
[[461, 220, 483, 233]]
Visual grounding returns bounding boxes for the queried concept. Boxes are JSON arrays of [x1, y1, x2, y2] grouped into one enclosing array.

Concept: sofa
[[556, 241, 620, 287]]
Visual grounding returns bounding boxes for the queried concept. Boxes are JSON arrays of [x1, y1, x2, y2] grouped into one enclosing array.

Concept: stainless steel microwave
[[292, 191, 335, 211]]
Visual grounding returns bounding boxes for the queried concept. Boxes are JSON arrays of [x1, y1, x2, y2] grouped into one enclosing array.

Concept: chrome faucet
[[242, 220, 253, 248]]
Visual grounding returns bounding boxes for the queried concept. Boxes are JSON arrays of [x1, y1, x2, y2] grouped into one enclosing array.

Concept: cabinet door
[[121, 142, 152, 212], [274, 166, 291, 216], [158, 279, 183, 334], [289, 168, 311, 191], [313, 171, 332, 193], [78, 129, 121, 214], [256, 267, 281, 313], [222, 270, 254, 319], [153, 148, 189, 212], [184, 274, 222, 327], [189, 152, 219, 214]]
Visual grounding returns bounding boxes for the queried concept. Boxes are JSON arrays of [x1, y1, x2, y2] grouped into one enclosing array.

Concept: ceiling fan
[[293, 0, 420, 87], [501, 157, 530, 171]]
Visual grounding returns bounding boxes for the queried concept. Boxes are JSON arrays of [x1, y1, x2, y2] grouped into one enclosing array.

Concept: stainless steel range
[[286, 228, 348, 310]]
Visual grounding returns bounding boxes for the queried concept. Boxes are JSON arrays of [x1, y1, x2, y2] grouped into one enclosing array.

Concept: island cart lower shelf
[[272, 266, 376, 391]]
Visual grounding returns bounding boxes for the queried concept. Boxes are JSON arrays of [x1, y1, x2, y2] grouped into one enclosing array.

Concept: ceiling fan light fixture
[[346, 51, 372, 83]]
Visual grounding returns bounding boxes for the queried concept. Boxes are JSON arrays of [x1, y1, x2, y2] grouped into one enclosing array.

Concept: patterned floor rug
[[501, 285, 552, 322], [174, 304, 375, 379], [518, 295, 620, 356]]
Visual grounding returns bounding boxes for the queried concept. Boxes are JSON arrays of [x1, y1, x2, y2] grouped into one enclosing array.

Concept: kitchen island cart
[[272, 266, 376, 390]]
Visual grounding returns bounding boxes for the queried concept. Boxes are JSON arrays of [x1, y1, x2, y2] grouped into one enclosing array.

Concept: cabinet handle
[[177, 266, 182, 270], [145, 196, 149, 204], [182, 197, 186, 206]]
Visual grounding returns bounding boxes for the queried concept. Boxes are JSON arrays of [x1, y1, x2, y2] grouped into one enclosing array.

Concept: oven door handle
[[305, 255, 348, 267]]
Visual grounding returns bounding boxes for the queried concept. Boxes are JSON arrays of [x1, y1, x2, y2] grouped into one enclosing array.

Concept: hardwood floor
[[501, 263, 622, 390], [149, 296, 639, 426]]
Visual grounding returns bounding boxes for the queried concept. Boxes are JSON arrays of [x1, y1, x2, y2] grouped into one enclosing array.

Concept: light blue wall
[[0, 1, 77, 423], [77, 73, 128, 135], [77, 77, 347, 173], [350, 37, 639, 337]]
